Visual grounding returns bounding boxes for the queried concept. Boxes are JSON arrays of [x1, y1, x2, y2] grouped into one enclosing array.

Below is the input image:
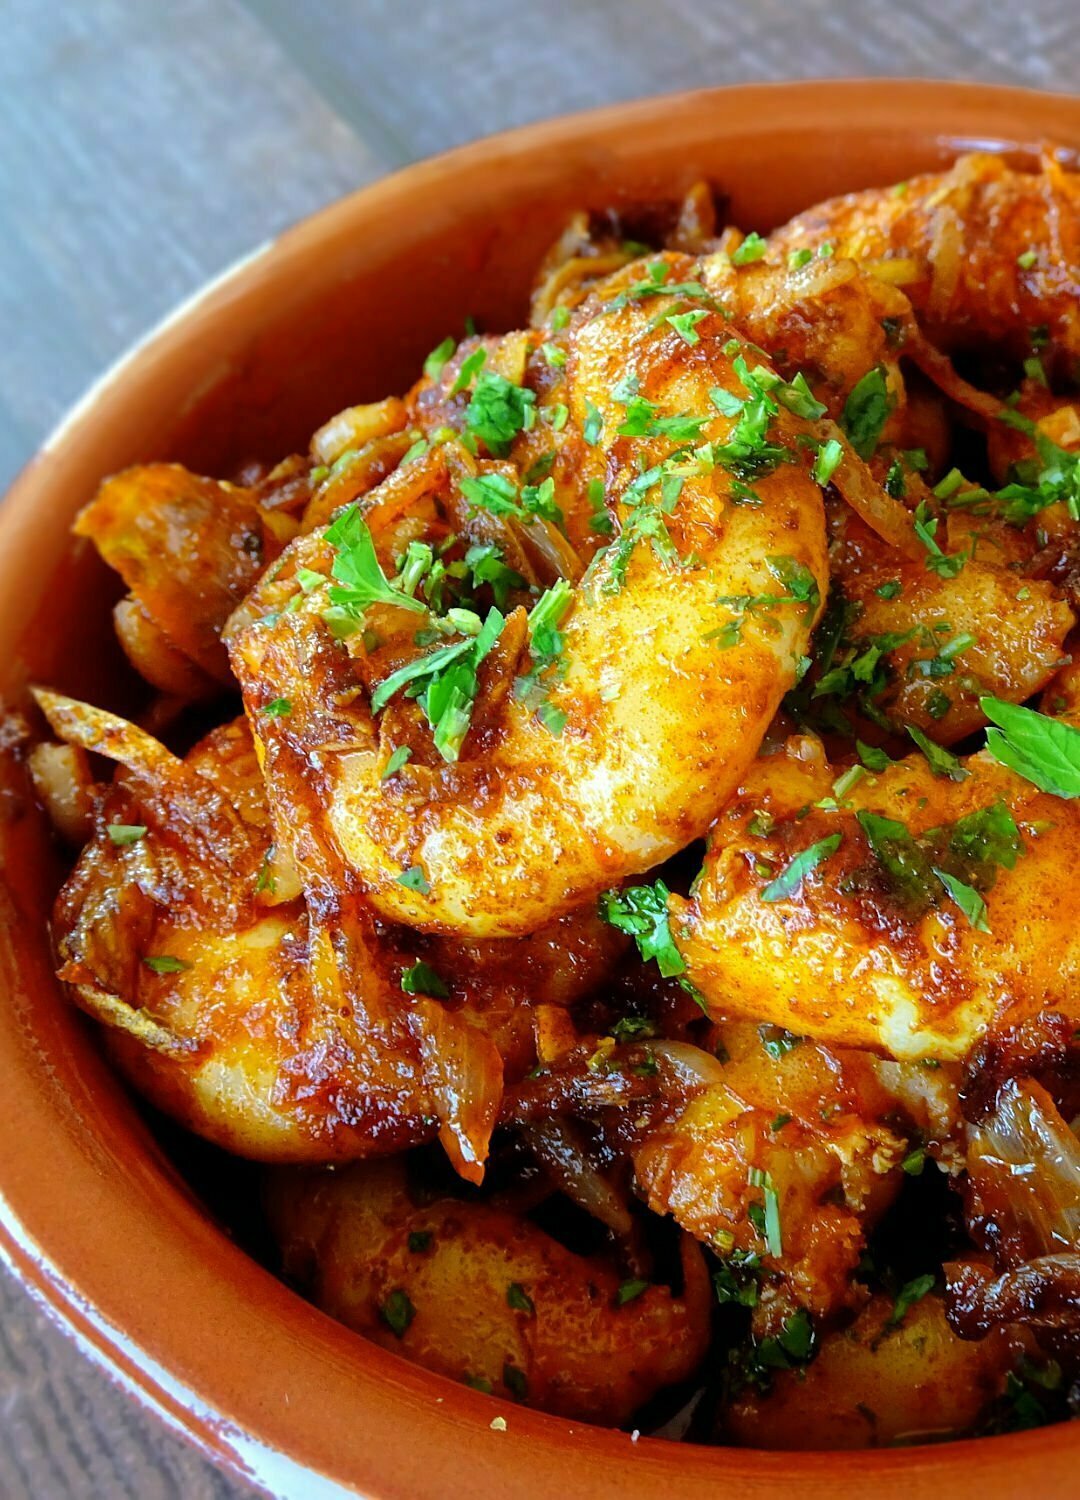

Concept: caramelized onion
[[522, 1119, 634, 1236], [410, 999, 503, 1186], [824, 422, 924, 559], [965, 1077, 1080, 1263]]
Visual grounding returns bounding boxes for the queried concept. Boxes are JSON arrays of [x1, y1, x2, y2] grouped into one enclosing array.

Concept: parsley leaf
[[599, 880, 686, 978], [423, 335, 456, 381], [933, 868, 989, 931], [666, 308, 708, 345], [888, 1273, 935, 1328], [760, 834, 842, 902], [465, 371, 535, 455], [379, 1288, 416, 1339], [912, 499, 968, 579], [323, 505, 426, 633], [506, 1282, 535, 1314], [615, 1279, 649, 1306], [381, 745, 412, 781], [841, 366, 892, 459], [907, 725, 968, 781], [982, 696, 1080, 797], [397, 864, 430, 895], [400, 960, 449, 998], [731, 231, 767, 266], [143, 954, 190, 974], [107, 823, 147, 845], [812, 436, 843, 486]]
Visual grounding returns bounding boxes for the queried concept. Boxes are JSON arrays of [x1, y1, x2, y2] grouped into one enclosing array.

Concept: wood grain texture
[[1, 0, 1077, 1494]]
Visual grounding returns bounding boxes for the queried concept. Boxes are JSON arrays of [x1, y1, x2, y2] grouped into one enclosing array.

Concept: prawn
[[670, 729, 1080, 1061], [36, 693, 618, 1175], [228, 276, 831, 938], [768, 151, 1080, 369]]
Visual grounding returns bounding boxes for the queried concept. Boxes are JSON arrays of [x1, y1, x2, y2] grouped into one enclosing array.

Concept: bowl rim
[[3, 76, 1080, 1500]]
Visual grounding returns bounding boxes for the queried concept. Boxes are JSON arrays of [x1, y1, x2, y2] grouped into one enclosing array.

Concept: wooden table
[[1, 1, 1076, 1494]]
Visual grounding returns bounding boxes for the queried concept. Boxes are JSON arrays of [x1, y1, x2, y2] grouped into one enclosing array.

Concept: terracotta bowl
[[2, 79, 1079, 1500]]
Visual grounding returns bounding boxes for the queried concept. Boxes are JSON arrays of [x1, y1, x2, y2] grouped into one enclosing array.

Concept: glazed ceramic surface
[[2, 80, 1079, 1500]]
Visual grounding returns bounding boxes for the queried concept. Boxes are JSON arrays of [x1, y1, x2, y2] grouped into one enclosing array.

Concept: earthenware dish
[[2, 79, 1079, 1500]]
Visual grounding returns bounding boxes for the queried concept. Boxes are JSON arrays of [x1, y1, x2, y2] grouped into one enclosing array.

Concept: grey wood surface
[[0, 1, 1076, 1495]]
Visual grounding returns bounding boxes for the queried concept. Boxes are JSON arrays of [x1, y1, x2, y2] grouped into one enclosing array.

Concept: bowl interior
[[2, 79, 1080, 1500]]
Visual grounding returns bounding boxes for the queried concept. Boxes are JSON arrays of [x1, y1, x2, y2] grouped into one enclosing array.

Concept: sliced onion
[[966, 1077, 1080, 1262], [648, 1040, 729, 1089], [522, 1118, 633, 1236], [411, 999, 503, 1186], [906, 333, 1009, 426], [823, 420, 924, 559]]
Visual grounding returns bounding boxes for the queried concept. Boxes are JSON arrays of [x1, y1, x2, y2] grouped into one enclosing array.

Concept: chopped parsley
[[912, 499, 968, 579], [400, 960, 450, 998], [735, 1308, 816, 1391], [381, 745, 412, 781], [887, 1272, 935, 1328], [615, 1279, 649, 1306], [857, 740, 893, 772], [857, 799, 1023, 925], [449, 346, 486, 395], [583, 399, 604, 445], [143, 955, 191, 974], [906, 725, 968, 781], [731, 231, 768, 266], [379, 1288, 416, 1339], [666, 308, 708, 345], [748, 1166, 783, 1257], [423, 335, 456, 381], [502, 1364, 528, 1401], [901, 1145, 926, 1175], [713, 1250, 762, 1308], [1016, 248, 1038, 270], [982, 696, 1080, 797], [106, 823, 147, 846], [465, 371, 536, 455], [587, 477, 613, 535], [321, 504, 426, 636], [759, 1024, 802, 1060], [262, 697, 292, 718], [709, 554, 820, 648], [397, 864, 430, 895], [506, 1282, 535, 1314], [599, 880, 686, 978], [841, 366, 892, 460], [371, 607, 505, 763], [760, 833, 842, 902], [812, 437, 843, 487], [933, 869, 989, 931]]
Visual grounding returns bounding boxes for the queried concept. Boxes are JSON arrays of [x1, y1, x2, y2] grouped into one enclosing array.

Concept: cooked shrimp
[[819, 509, 1074, 744], [769, 152, 1080, 367], [75, 464, 289, 684], [671, 731, 1080, 1060], [265, 1156, 711, 1423], [229, 284, 830, 939], [37, 693, 621, 1172]]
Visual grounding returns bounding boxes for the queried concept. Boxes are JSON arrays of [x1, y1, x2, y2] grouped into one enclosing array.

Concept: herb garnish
[[982, 696, 1080, 797], [760, 834, 842, 902], [379, 1288, 416, 1338], [400, 960, 450, 998], [107, 823, 147, 845], [465, 371, 536, 455], [841, 366, 892, 459]]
